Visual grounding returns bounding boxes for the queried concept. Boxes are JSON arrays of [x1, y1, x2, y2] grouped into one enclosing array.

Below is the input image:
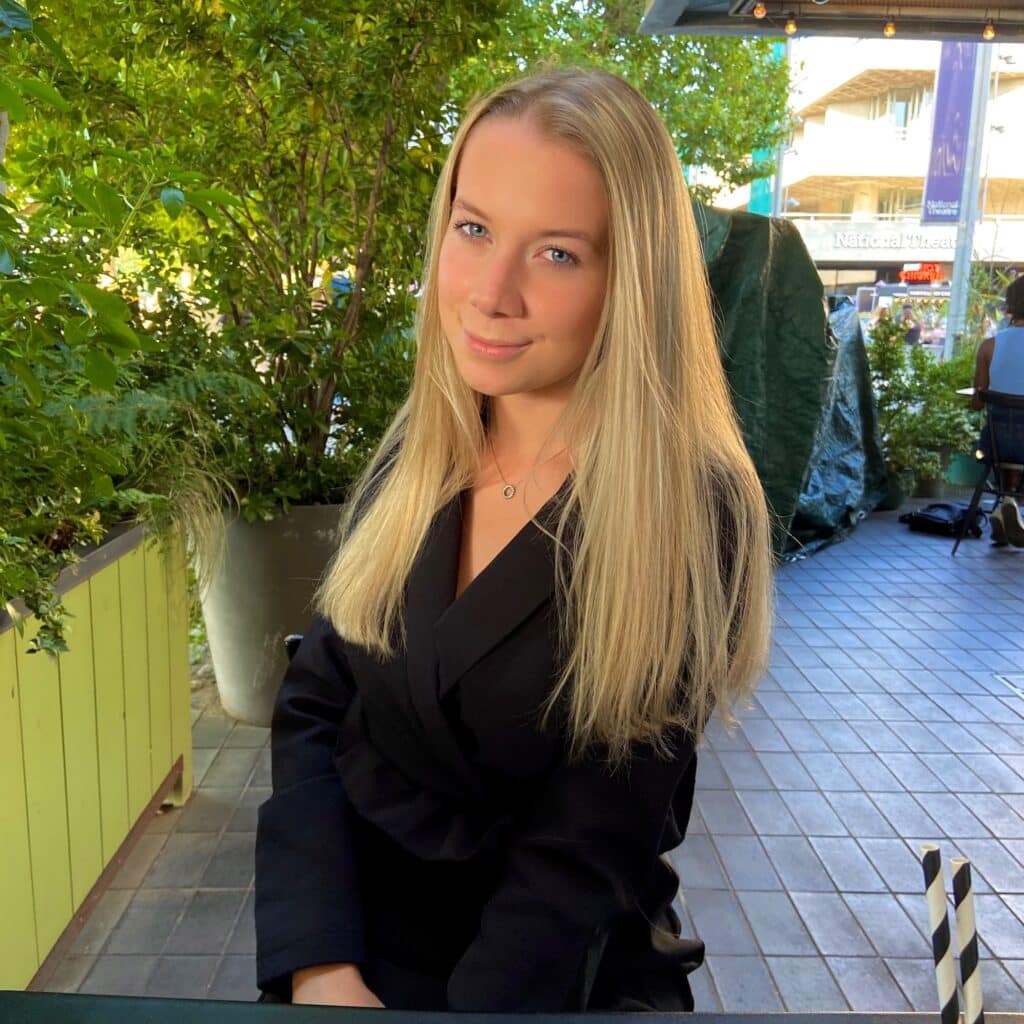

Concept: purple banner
[[922, 41, 978, 223]]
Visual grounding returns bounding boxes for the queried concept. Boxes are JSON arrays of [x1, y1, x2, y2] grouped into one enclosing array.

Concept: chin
[[462, 374, 529, 399], [449, 358, 520, 398]]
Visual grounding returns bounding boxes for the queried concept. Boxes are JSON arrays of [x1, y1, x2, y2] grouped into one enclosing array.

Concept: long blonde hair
[[316, 68, 773, 762]]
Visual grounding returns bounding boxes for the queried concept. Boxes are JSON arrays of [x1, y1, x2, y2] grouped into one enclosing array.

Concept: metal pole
[[771, 38, 792, 218], [770, 136, 786, 218], [978, 57, 1000, 228], [945, 43, 994, 361]]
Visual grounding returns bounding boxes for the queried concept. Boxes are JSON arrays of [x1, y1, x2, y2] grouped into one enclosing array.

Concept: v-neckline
[[450, 474, 573, 608]]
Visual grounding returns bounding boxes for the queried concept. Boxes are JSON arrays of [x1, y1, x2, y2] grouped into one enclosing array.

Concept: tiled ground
[[42, 506, 1024, 1011]]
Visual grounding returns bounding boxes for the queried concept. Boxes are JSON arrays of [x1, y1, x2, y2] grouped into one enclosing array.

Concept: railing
[[783, 212, 1024, 224], [798, 121, 930, 147]]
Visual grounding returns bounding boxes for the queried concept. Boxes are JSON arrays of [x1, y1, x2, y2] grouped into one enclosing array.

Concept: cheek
[[581, 283, 606, 336], [437, 238, 469, 308], [545, 278, 605, 352]]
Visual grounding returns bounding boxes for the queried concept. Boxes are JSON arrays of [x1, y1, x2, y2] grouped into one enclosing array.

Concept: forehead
[[454, 115, 607, 236]]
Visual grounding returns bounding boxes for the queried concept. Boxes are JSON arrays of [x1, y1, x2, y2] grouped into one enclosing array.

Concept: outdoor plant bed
[[0, 525, 192, 991]]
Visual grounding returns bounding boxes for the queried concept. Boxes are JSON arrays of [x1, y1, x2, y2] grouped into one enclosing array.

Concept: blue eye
[[545, 247, 579, 266], [454, 220, 487, 239]]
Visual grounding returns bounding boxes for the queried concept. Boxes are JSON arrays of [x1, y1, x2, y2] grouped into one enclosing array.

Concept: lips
[[464, 330, 531, 361], [465, 331, 528, 349]]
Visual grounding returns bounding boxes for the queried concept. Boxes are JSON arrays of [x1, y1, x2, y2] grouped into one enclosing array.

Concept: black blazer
[[254, 481, 703, 1012]]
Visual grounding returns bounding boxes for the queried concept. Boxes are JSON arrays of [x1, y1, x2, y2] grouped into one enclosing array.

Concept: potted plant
[[865, 311, 981, 507], [904, 342, 980, 497], [866, 312, 928, 507]]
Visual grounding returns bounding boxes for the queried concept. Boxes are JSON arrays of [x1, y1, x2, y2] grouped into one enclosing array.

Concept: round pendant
[[502, 484, 517, 500]]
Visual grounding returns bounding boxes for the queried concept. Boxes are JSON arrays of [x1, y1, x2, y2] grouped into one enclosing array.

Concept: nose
[[468, 250, 525, 319]]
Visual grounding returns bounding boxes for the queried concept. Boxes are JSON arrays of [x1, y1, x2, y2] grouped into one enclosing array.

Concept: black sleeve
[[446, 734, 695, 1012], [255, 615, 366, 999]]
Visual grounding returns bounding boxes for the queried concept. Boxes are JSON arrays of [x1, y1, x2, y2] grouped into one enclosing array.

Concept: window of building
[[877, 188, 924, 215], [891, 89, 914, 128], [870, 87, 929, 130]]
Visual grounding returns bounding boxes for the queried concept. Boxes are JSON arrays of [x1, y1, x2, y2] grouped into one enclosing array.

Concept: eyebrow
[[451, 197, 599, 247]]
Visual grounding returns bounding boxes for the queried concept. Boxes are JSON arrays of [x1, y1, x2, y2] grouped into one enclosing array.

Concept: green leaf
[[29, 21, 73, 68], [186, 187, 240, 208], [0, 76, 27, 121], [99, 318, 141, 352], [24, 277, 61, 306], [61, 317, 88, 347], [182, 193, 216, 219], [74, 281, 131, 323], [69, 182, 102, 219], [0, 242, 14, 275], [90, 447, 127, 475], [83, 348, 119, 390], [70, 181, 125, 226], [93, 181, 126, 226], [16, 77, 71, 114], [90, 473, 115, 498], [160, 187, 185, 221], [10, 359, 43, 404], [0, 0, 32, 35], [166, 167, 206, 184], [96, 144, 136, 161]]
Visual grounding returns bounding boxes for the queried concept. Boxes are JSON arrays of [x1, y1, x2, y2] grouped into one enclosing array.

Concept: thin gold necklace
[[486, 433, 566, 500]]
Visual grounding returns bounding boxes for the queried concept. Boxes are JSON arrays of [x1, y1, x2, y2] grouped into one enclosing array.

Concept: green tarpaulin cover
[[697, 205, 887, 558]]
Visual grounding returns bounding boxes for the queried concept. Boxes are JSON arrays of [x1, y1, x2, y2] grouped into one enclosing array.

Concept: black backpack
[[899, 501, 985, 539]]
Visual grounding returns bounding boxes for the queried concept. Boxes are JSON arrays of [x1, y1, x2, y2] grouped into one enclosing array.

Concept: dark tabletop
[[4, 993, 1024, 1023]]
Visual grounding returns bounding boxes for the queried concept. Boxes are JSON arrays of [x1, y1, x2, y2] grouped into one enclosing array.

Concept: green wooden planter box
[[0, 525, 193, 991]]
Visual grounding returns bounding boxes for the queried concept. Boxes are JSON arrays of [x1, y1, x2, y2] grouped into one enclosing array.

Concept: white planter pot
[[201, 504, 342, 725]]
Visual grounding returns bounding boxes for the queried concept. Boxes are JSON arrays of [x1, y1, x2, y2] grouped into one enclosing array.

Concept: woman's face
[[437, 115, 609, 403]]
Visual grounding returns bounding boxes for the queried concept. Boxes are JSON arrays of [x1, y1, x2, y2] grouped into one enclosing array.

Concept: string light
[[883, 19, 896, 38], [785, 13, 798, 35], [753, 1, 767, 18], [983, 19, 996, 41]]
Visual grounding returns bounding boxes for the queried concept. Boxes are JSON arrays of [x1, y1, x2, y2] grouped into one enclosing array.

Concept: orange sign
[[899, 263, 943, 283]]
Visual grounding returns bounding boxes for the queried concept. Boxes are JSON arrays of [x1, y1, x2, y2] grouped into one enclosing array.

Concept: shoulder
[[998, 325, 1024, 346], [978, 336, 996, 361]]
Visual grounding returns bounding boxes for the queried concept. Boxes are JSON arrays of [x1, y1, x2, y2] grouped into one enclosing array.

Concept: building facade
[[712, 37, 1024, 308]]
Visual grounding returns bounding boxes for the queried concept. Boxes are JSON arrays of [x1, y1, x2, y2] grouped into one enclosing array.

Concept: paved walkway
[[41, 507, 1024, 1010]]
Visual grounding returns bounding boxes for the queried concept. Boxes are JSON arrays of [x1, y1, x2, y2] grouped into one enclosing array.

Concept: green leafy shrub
[[2, 0, 793, 650], [866, 311, 980, 491]]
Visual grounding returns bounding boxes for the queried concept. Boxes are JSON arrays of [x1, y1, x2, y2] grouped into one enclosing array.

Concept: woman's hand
[[292, 963, 384, 1007]]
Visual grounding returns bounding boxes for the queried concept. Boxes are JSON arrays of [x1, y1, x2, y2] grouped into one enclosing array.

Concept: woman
[[971, 274, 1024, 545], [255, 67, 773, 1012]]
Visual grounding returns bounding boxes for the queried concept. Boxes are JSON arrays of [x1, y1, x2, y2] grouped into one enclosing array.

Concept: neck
[[486, 392, 571, 469]]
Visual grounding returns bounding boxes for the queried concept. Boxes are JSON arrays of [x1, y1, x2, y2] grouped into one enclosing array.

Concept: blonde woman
[[255, 67, 773, 1012]]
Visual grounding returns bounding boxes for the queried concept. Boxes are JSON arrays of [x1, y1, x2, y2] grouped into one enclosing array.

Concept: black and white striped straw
[[921, 844, 959, 1024], [952, 856, 985, 1024]]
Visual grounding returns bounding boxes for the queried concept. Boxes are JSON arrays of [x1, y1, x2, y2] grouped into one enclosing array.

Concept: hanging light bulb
[[753, 1, 767, 18], [883, 19, 896, 38], [983, 19, 996, 41], [785, 13, 798, 35]]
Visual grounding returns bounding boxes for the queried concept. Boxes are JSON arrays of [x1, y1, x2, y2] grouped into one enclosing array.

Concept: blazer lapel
[[401, 480, 573, 792], [434, 482, 570, 699], [401, 492, 481, 797]]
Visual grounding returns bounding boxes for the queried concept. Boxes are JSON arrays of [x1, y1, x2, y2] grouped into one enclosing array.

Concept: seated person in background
[[900, 304, 921, 345], [972, 275, 1024, 546]]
